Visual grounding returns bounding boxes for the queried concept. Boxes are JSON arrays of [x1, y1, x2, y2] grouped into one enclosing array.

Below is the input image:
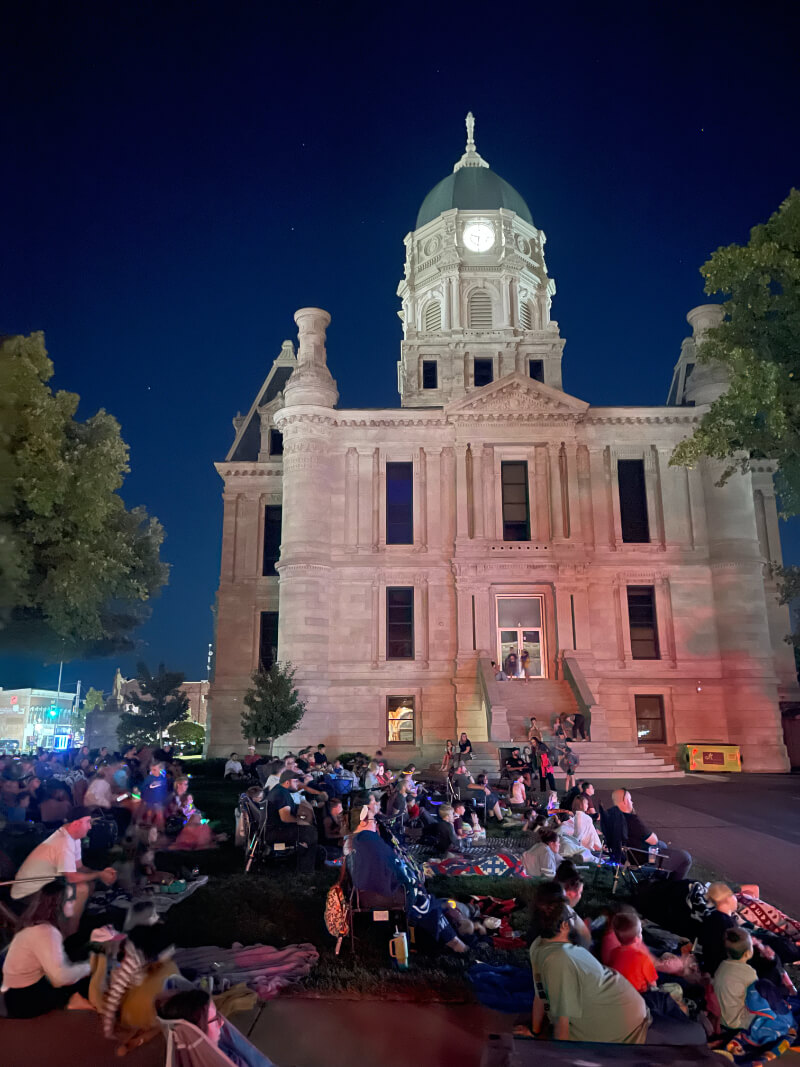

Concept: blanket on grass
[[173, 942, 319, 999], [423, 851, 526, 878]]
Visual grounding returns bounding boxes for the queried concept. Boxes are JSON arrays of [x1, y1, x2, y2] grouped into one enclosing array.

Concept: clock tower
[[397, 113, 565, 407]]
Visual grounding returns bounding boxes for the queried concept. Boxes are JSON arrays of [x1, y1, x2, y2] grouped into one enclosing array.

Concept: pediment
[[445, 372, 589, 418]]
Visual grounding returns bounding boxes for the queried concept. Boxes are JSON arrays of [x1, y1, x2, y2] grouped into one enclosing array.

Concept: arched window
[[423, 301, 441, 332], [468, 290, 493, 330], [519, 299, 533, 330]]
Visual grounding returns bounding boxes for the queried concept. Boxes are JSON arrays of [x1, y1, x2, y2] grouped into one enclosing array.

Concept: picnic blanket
[[86, 875, 209, 916], [467, 962, 535, 1013], [172, 942, 319, 999], [423, 851, 526, 878]]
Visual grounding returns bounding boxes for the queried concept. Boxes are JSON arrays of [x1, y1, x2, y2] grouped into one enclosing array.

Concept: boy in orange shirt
[[608, 911, 657, 993]]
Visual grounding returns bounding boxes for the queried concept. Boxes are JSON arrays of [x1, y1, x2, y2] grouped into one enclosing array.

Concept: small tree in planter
[[241, 662, 306, 755]]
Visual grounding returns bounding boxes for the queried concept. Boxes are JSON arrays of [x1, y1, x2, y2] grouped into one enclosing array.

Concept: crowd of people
[[2, 735, 799, 1061]]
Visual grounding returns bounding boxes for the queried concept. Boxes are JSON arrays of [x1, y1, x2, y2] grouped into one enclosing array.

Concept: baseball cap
[[66, 805, 92, 823], [279, 769, 301, 784], [90, 925, 127, 944]]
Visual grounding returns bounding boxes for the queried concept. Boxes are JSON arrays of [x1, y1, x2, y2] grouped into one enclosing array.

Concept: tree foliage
[[241, 662, 306, 753], [0, 333, 168, 660], [671, 190, 800, 512], [83, 686, 106, 714], [117, 662, 189, 747], [167, 720, 205, 747]]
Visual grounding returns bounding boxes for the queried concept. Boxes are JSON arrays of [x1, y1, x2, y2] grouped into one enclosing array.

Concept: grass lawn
[[160, 765, 722, 1000]]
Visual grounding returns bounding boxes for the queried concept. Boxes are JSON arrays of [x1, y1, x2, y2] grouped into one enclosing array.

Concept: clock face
[[463, 220, 495, 252]]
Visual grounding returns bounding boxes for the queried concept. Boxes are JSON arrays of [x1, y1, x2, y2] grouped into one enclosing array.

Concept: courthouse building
[[208, 116, 795, 772]]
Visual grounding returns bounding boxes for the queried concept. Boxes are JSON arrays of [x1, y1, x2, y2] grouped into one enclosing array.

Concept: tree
[[167, 721, 205, 748], [671, 190, 800, 512], [241, 662, 306, 754], [0, 332, 168, 660], [83, 687, 106, 714], [117, 662, 189, 747]]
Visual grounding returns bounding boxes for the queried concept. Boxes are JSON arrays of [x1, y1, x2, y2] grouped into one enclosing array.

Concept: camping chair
[[238, 794, 297, 872], [597, 804, 670, 894], [160, 1014, 275, 1067], [341, 856, 407, 955]]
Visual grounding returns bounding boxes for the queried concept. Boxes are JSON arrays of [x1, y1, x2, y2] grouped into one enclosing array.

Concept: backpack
[[324, 883, 350, 953], [87, 813, 118, 852]]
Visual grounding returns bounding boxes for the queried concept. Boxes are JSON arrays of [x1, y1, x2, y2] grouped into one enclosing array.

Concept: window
[[269, 429, 284, 456], [423, 301, 441, 332], [618, 459, 650, 543], [520, 300, 532, 329], [386, 587, 414, 659], [262, 506, 282, 576], [259, 611, 279, 671], [474, 358, 493, 387], [501, 461, 530, 541], [468, 290, 492, 330], [386, 462, 413, 544], [422, 360, 438, 389], [634, 694, 666, 743], [528, 359, 544, 383], [387, 696, 415, 743], [627, 586, 659, 659]]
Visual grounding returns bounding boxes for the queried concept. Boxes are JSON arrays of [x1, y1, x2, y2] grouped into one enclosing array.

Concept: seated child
[[714, 928, 758, 1032], [608, 910, 657, 993]]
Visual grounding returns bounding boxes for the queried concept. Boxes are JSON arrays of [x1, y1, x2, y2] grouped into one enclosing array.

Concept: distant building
[[208, 115, 797, 772], [0, 688, 78, 751]]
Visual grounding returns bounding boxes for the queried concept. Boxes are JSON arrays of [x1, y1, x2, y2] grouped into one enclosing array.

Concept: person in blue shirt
[[141, 761, 168, 825]]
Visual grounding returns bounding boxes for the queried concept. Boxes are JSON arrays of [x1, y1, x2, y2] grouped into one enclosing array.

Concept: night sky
[[2, 2, 799, 697]]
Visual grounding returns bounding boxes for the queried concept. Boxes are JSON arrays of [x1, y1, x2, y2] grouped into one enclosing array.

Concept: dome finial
[[454, 111, 489, 172]]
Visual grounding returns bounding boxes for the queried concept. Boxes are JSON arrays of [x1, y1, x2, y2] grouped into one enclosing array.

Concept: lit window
[[634, 694, 665, 743], [387, 696, 415, 743]]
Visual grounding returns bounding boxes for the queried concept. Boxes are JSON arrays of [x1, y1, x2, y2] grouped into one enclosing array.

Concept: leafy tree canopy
[[83, 686, 106, 714], [117, 661, 189, 748], [671, 190, 800, 513], [241, 662, 306, 753], [0, 332, 168, 660], [167, 720, 205, 746]]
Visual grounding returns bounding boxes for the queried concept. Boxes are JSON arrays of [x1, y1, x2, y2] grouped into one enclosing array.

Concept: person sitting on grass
[[701, 882, 792, 991], [474, 773, 505, 823], [555, 860, 592, 948], [223, 752, 245, 780], [11, 806, 117, 929], [713, 928, 758, 1033], [424, 804, 464, 856], [523, 828, 561, 879], [530, 886, 706, 1045], [1, 880, 93, 1017], [160, 989, 276, 1066], [571, 794, 602, 852], [509, 772, 527, 808], [322, 798, 347, 851]]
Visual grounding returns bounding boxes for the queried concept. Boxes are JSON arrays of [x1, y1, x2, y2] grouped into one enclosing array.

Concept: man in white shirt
[[223, 752, 244, 779], [11, 807, 116, 931]]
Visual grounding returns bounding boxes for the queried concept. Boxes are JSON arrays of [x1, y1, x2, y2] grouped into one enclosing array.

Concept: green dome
[[416, 166, 533, 229]]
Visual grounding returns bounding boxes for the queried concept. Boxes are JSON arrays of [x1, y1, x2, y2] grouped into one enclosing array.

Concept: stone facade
[[208, 117, 796, 771]]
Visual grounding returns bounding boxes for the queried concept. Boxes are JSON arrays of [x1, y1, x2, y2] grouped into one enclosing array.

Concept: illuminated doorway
[[496, 595, 546, 678]]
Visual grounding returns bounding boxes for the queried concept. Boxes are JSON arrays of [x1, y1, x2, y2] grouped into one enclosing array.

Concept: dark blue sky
[[2, 2, 799, 696]]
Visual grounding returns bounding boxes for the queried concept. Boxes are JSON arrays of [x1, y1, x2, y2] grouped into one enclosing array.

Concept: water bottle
[[389, 927, 409, 969]]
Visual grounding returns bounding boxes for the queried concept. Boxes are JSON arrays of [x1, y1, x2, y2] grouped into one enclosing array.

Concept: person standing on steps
[[572, 711, 588, 741], [527, 716, 543, 743]]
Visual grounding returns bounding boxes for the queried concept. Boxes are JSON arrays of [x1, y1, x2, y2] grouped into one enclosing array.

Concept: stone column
[[344, 447, 358, 552], [702, 459, 789, 770], [441, 447, 456, 551], [657, 446, 692, 548], [548, 442, 565, 541], [414, 447, 427, 551], [455, 444, 470, 541], [471, 443, 484, 539], [589, 448, 614, 549], [644, 447, 664, 548], [655, 577, 677, 667], [482, 444, 496, 540], [534, 445, 550, 541], [577, 444, 593, 548], [564, 442, 581, 541]]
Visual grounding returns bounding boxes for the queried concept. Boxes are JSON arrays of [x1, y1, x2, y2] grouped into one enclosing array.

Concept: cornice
[[585, 413, 700, 426], [215, 462, 282, 479]]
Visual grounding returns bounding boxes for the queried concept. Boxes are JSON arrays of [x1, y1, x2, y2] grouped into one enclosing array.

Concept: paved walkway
[[591, 774, 800, 914]]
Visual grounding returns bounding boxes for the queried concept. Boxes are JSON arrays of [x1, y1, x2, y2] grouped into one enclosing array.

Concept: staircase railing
[[561, 652, 599, 739], [477, 658, 513, 743]]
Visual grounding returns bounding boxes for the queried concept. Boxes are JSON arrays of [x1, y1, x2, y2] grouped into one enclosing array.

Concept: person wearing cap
[[265, 770, 321, 873], [11, 805, 117, 929], [243, 745, 260, 768]]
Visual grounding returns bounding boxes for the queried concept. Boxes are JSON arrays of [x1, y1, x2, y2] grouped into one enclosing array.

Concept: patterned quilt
[[422, 851, 527, 878]]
